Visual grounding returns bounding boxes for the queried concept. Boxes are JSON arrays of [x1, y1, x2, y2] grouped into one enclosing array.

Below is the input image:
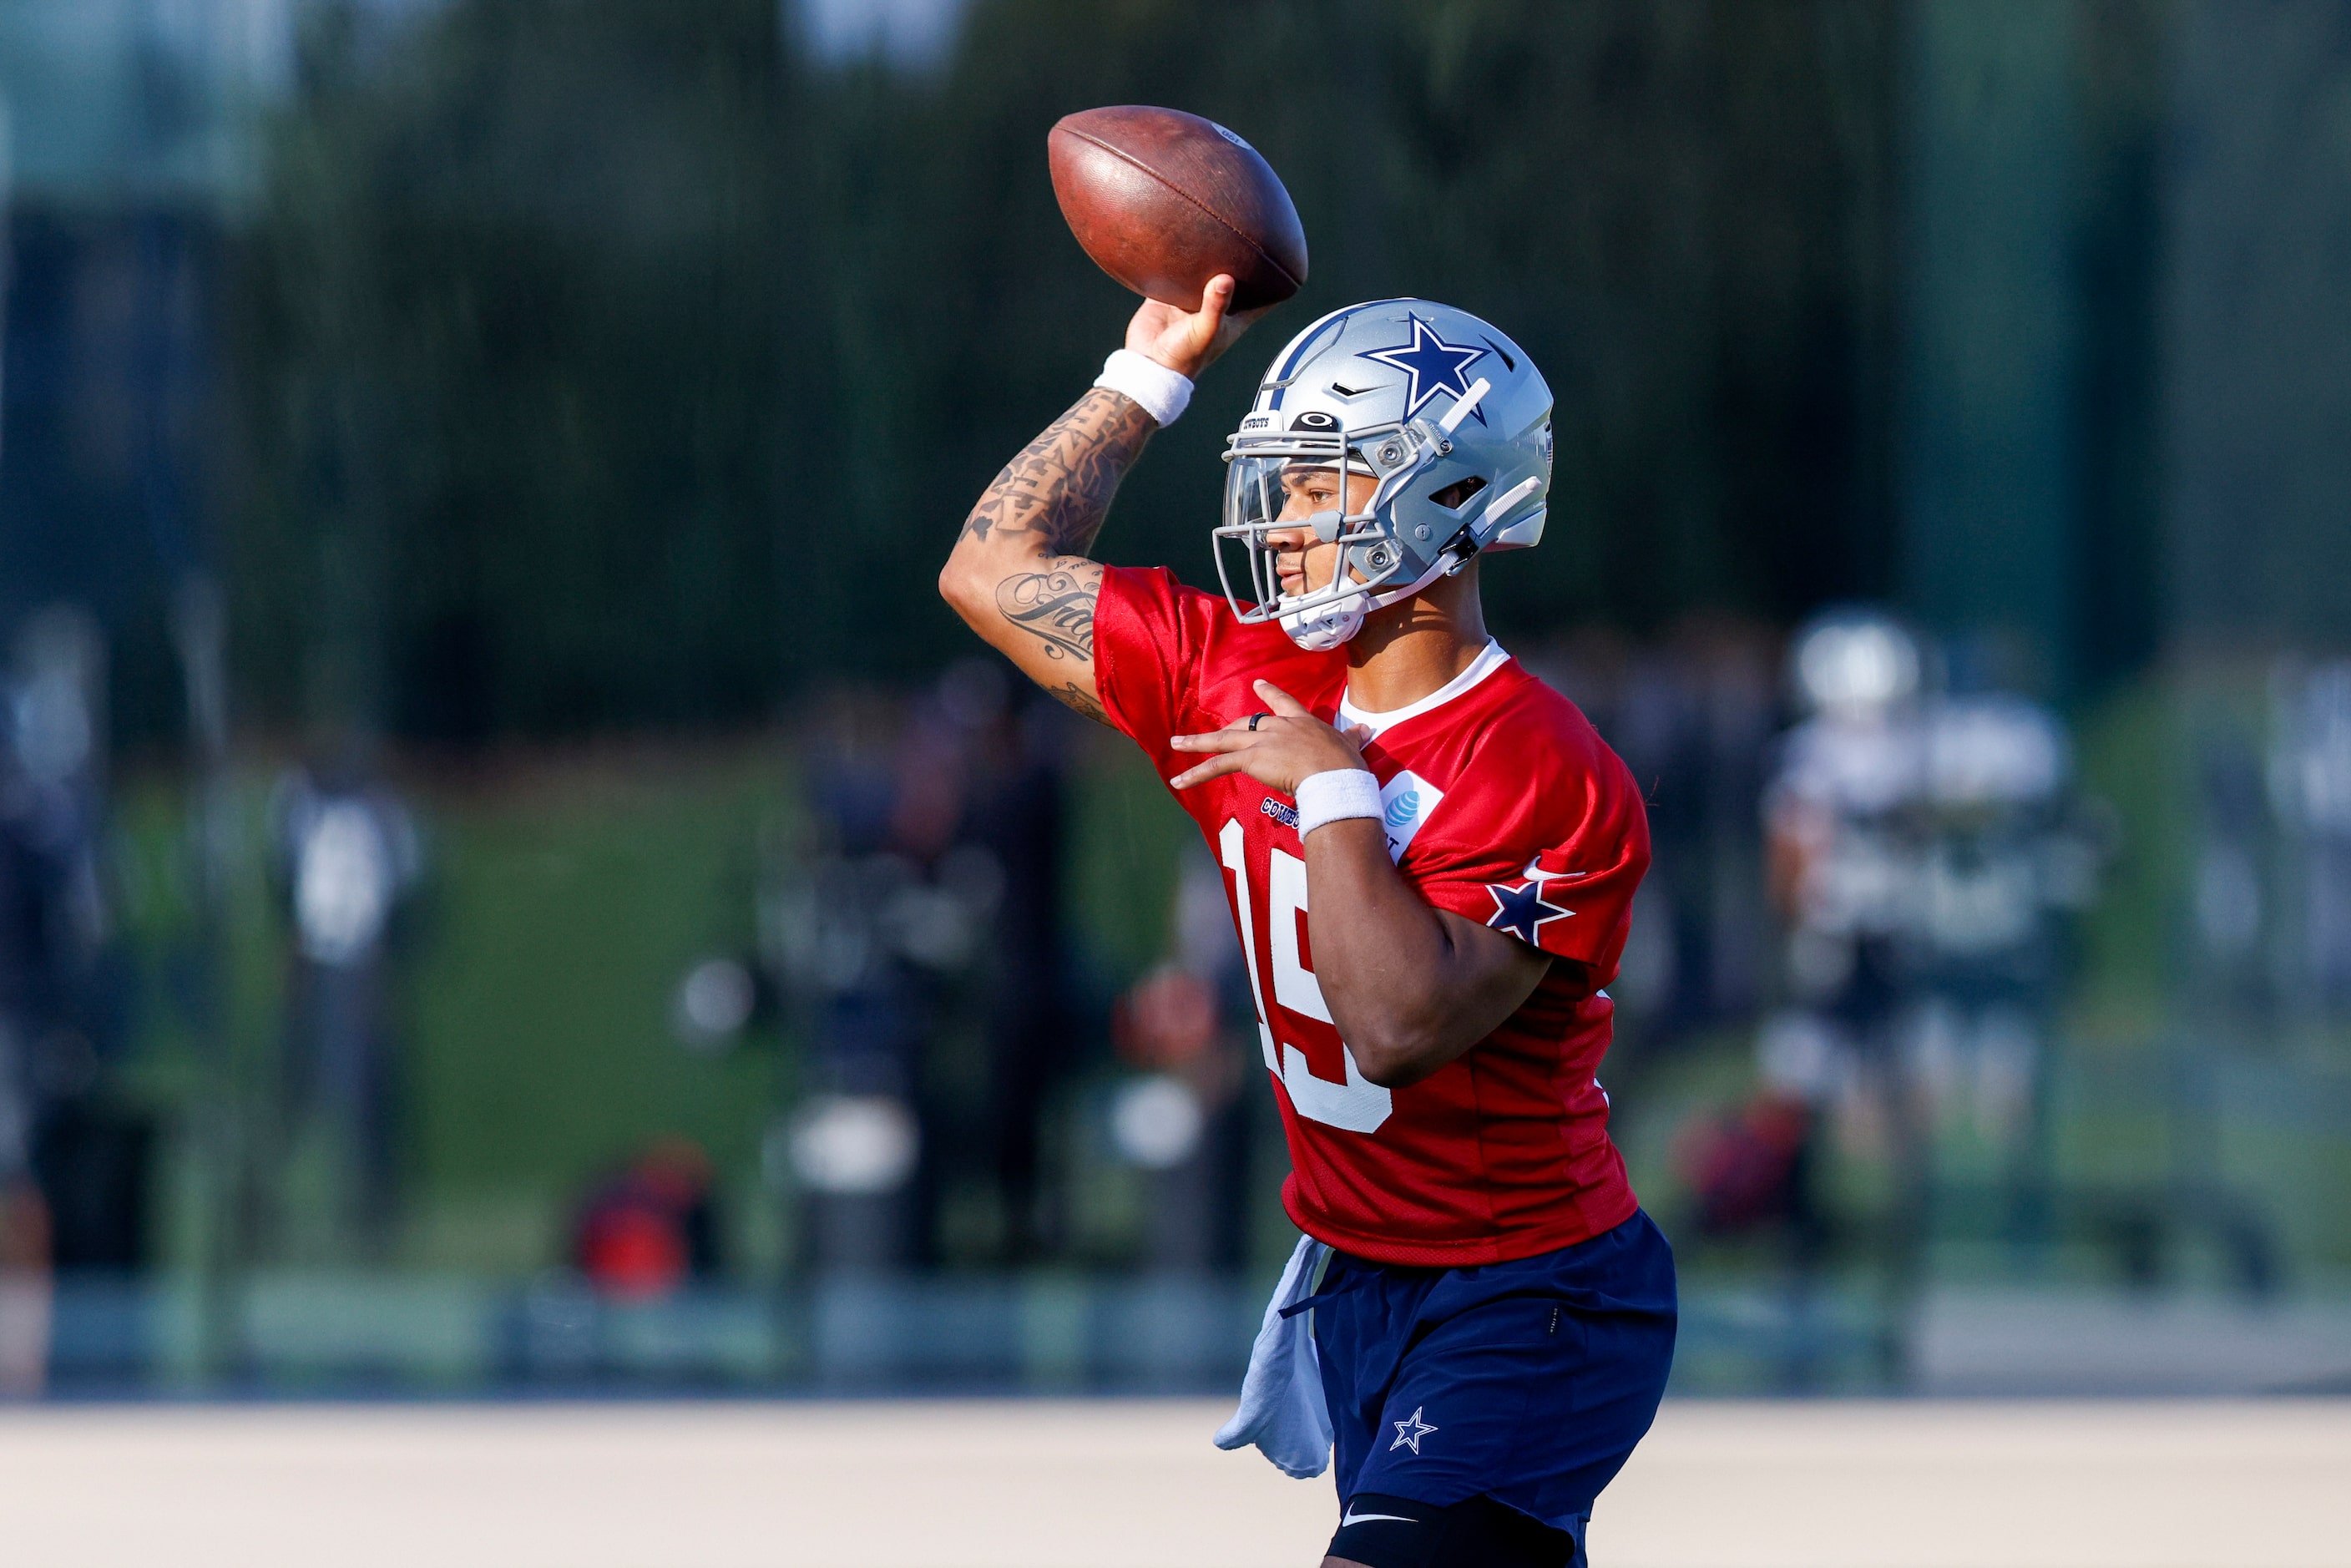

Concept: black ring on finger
[[1247, 711, 1270, 731]]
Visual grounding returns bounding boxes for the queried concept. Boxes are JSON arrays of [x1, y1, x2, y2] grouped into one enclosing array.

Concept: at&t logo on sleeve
[[1377, 771, 1443, 862]]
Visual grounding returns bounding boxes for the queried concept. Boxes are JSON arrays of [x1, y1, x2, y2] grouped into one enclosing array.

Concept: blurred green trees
[[230, 0, 1904, 741]]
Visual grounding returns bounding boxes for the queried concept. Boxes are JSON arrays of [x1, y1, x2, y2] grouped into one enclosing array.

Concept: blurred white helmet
[[1791, 608, 1921, 721], [1217, 299, 1554, 650]]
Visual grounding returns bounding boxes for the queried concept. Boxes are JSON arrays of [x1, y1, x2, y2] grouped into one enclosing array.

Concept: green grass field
[[100, 683, 2351, 1293]]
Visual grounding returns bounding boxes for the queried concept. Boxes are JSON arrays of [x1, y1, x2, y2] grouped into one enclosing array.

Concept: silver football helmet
[[1217, 298, 1554, 649]]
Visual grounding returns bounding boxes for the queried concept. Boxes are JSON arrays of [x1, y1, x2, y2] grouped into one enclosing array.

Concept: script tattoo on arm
[[961, 387, 1156, 558], [996, 562, 1101, 663]]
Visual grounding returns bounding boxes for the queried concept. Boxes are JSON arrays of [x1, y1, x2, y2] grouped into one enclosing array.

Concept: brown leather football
[[1049, 106, 1308, 312]]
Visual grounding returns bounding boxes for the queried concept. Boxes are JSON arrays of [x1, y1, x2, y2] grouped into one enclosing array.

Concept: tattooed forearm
[[996, 562, 1101, 662], [941, 388, 1141, 725], [961, 387, 1156, 558], [1046, 681, 1110, 726]]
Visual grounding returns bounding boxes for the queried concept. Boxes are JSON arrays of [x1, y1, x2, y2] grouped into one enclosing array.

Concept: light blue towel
[[1214, 1233, 1333, 1479]]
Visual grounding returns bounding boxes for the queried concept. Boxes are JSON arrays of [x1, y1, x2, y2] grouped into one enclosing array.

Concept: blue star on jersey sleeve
[[1484, 875, 1572, 944]]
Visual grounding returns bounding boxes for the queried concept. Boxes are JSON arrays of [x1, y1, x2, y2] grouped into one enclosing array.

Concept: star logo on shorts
[[1389, 1406, 1438, 1454]]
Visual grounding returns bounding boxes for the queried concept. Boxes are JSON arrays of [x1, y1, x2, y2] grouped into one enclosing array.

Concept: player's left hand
[[1168, 680, 1370, 795]]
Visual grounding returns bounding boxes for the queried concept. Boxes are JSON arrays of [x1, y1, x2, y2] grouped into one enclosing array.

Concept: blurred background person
[[570, 1136, 720, 1302], [2268, 661, 2351, 1017], [949, 666, 1080, 1267], [1744, 610, 2109, 1377], [269, 756, 422, 1257], [1757, 609, 1932, 1366], [0, 609, 133, 1394], [1907, 657, 2101, 1229], [1108, 847, 1256, 1277], [767, 690, 949, 1275], [766, 662, 1075, 1273]]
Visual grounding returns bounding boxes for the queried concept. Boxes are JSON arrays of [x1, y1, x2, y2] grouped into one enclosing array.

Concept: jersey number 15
[[1220, 817, 1393, 1134]]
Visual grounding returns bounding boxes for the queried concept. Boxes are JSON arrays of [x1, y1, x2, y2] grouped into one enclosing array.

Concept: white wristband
[[1094, 348, 1194, 427], [1294, 768, 1383, 840]]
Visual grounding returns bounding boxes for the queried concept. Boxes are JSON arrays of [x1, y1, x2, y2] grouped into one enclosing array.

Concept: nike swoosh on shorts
[[1340, 1509, 1416, 1527]]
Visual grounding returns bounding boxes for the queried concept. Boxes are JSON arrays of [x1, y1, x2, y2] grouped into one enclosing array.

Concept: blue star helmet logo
[[1361, 314, 1491, 422]]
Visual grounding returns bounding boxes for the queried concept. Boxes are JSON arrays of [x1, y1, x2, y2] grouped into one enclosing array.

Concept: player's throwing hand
[[1125, 274, 1268, 381], [1167, 679, 1371, 794]]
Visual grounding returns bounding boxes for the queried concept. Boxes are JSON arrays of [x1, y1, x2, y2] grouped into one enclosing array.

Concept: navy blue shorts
[[1309, 1211, 1676, 1563]]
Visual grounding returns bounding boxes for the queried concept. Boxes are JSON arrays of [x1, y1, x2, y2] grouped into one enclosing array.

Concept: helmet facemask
[[1216, 403, 1477, 651]]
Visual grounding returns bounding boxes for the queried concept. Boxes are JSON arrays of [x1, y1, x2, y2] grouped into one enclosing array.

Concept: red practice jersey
[[1094, 566, 1650, 1267]]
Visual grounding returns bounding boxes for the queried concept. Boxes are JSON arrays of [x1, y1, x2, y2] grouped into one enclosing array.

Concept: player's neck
[[1342, 566, 1491, 715]]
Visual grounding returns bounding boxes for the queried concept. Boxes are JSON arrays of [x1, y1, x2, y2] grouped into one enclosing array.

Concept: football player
[[939, 276, 1675, 1568]]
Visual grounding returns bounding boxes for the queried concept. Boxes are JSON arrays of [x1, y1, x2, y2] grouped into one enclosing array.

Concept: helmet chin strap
[[1276, 599, 1363, 652], [1275, 548, 1463, 650]]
